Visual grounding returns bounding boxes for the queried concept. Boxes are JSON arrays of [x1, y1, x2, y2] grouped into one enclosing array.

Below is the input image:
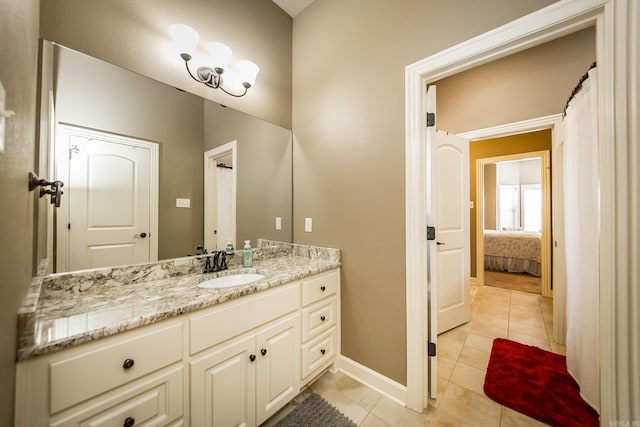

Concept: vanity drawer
[[301, 270, 338, 306], [50, 365, 183, 427], [301, 327, 337, 379], [190, 282, 300, 354], [301, 296, 336, 342], [49, 322, 183, 414]]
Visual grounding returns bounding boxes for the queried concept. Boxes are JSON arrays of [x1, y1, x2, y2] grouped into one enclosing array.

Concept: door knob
[[133, 232, 147, 238], [436, 241, 445, 246]]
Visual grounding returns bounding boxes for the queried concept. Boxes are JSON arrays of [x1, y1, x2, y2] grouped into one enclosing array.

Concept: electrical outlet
[[275, 217, 282, 230], [304, 217, 312, 233]]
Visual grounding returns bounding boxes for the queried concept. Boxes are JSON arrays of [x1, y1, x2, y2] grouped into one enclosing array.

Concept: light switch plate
[[176, 198, 190, 208], [275, 217, 282, 230], [304, 217, 312, 233]]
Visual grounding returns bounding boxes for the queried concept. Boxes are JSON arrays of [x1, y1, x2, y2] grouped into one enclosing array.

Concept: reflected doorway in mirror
[[204, 141, 237, 252]]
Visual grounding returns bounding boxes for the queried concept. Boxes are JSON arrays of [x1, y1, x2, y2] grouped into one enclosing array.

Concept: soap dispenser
[[225, 238, 234, 254], [243, 240, 253, 267]]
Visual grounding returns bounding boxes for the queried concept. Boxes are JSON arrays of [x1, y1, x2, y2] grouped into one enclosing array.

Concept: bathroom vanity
[[15, 243, 341, 427]]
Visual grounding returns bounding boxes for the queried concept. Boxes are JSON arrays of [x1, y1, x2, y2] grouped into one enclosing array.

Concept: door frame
[[405, 0, 628, 417], [55, 124, 159, 272], [459, 113, 562, 299], [204, 141, 237, 252], [475, 151, 551, 294]]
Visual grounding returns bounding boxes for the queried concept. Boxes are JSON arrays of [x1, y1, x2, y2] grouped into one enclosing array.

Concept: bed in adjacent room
[[483, 230, 541, 277]]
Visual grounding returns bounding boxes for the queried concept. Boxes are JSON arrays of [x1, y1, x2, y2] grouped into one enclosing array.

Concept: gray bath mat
[[274, 393, 357, 427]]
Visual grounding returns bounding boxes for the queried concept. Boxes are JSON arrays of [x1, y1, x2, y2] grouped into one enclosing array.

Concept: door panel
[[64, 130, 153, 271], [433, 131, 470, 335]]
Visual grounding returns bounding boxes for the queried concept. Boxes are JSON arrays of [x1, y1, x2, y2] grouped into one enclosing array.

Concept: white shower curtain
[[562, 67, 599, 412], [216, 167, 233, 251]]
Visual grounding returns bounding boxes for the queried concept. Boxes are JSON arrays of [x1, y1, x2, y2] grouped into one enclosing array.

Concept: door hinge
[[428, 341, 437, 357], [426, 112, 435, 127], [427, 226, 436, 241], [67, 223, 71, 230]]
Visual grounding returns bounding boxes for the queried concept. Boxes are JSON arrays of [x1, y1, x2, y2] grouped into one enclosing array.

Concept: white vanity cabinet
[[300, 270, 340, 384], [189, 283, 301, 427], [15, 268, 340, 427], [15, 320, 185, 427]]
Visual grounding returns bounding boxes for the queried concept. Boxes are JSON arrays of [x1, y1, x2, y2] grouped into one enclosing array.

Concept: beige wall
[[292, 0, 560, 385], [40, 0, 293, 129], [0, 0, 40, 424], [484, 164, 497, 230], [204, 101, 293, 247], [54, 45, 205, 260], [435, 27, 595, 133]]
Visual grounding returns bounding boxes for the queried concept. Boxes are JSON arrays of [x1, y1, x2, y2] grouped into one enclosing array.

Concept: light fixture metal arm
[[182, 58, 249, 98]]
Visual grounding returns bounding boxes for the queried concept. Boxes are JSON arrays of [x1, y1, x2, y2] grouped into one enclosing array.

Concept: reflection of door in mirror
[[205, 142, 236, 251], [56, 125, 159, 271]]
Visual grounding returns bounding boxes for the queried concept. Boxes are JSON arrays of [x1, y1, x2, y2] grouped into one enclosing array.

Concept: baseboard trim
[[339, 355, 407, 406], [470, 276, 478, 286]]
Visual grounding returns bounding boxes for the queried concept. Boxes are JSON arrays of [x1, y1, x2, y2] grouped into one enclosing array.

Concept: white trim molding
[[406, 0, 639, 422], [339, 356, 407, 407]]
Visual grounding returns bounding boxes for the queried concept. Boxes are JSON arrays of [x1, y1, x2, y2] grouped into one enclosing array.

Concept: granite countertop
[[17, 242, 340, 361]]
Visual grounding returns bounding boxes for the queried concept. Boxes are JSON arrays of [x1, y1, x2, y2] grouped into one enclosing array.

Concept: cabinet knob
[[123, 416, 135, 427], [320, 349, 326, 355], [122, 358, 135, 370], [249, 354, 256, 362], [260, 348, 267, 356], [320, 316, 326, 322], [320, 285, 326, 291]]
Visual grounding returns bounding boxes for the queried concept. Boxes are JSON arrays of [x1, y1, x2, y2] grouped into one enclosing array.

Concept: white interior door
[[59, 126, 157, 271], [204, 142, 237, 252], [426, 86, 471, 399]]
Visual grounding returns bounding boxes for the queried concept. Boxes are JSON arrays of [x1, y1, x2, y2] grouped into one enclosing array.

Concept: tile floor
[[263, 284, 565, 427]]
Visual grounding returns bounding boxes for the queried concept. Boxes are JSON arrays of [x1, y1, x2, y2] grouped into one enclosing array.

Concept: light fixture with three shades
[[170, 24, 260, 98]]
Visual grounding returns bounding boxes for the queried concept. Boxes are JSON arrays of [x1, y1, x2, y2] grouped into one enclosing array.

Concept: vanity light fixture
[[170, 24, 260, 98]]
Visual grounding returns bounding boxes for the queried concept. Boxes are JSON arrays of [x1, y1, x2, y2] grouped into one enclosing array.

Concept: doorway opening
[[204, 141, 237, 252], [403, 0, 615, 413]]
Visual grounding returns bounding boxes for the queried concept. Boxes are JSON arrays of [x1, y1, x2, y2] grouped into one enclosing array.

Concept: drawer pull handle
[[320, 286, 326, 291], [122, 358, 135, 370], [320, 315, 326, 322], [123, 416, 135, 427], [260, 348, 267, 356], [249, 354, 256, 362], [320, 348, 326, 355]]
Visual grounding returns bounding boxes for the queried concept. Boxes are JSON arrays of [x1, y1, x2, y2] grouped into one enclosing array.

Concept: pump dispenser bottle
[[243, 240, 253, 267]]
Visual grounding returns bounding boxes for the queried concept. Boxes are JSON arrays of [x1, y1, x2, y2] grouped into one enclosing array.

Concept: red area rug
[[484, 338, 599, 427]]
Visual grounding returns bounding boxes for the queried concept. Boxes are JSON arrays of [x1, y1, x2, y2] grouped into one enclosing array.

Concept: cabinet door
[[255, 313, 300, 425], [190, 334, 256, 427]]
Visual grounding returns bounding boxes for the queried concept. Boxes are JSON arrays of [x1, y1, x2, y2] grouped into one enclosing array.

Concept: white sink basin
[[197, 274, 265, 289]]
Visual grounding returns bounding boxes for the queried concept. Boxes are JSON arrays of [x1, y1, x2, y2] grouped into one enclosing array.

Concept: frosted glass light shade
[[206, 42, 232, 72], [169, 24, 199, 56], [236, 60, 260, 87]]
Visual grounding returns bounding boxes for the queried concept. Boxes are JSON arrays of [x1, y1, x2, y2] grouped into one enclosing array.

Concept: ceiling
[[272, 0, 315, 17]]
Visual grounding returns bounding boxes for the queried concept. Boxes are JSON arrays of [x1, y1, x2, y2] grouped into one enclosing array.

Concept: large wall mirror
[[40, 41, 292, 273]]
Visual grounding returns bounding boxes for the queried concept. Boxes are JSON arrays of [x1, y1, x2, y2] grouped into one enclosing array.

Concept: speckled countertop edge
[[17, 243, 340, 361]]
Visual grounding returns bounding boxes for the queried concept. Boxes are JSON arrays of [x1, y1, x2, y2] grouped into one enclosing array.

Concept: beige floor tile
[[510, 292, 541, 307], [509, 312, 546, 328], [469, 321, 509, 340], [509, 305, 541, 317], [438, 382, 501, 427], [333, 375, 382, 411], [508, 321, 549, 341], [360, 412, 395, 427], [371, 396, 430, 427], [507, 331, 552, 351], [310, 386, 369, 425], [500, 406, 548, 426], [458, 345, 491, 370], [437, 339, 464, 360], [450, 361, 487, 396], [465, 333, 495, 353], [439, 326, 469, 344], [437, 355, 456, 380]]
